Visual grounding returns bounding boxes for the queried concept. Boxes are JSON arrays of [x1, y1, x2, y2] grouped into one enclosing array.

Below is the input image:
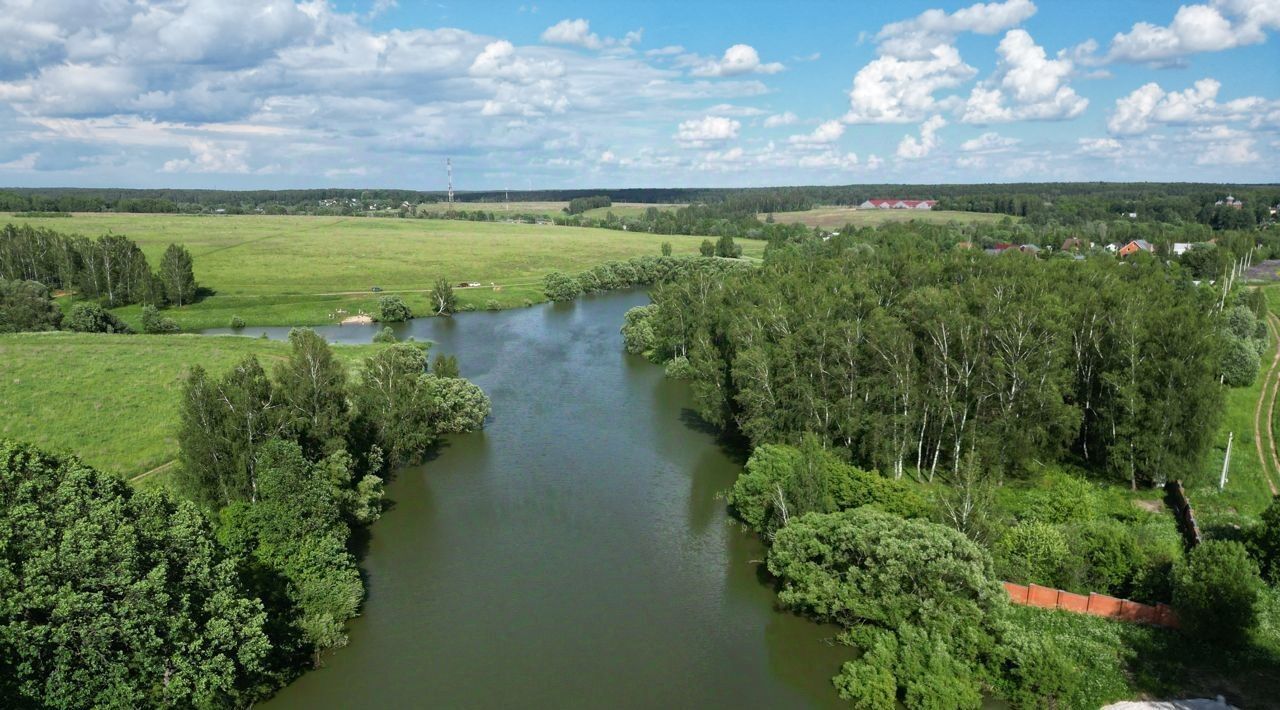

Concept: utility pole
[[1220, 432, 1232, 490], [446, 158, 454, 204]]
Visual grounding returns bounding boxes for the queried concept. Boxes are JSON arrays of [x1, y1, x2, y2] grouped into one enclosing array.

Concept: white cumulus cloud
[[1107, 78, 1272, 134], [1103, 0, 1280, 64], [674, 115, 740, 145], [688, 44, 783, 77], [540, 18, 640, 51], [845, 44, 976, 123], [961, 29, 1087, 123], [897, 115, 947, 159], [763, 111, 798, 127], [788, 120, 845, 146], [876, 0, 1038, 59]]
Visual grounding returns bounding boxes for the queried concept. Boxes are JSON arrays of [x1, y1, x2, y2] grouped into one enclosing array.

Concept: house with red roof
[[858, 199, 937, 210]]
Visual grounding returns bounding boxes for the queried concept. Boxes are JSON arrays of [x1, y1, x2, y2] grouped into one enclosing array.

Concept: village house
[[857, 198, 937, 210], [1118, 239, 1154, 257], [1060, 237, 1089, 252]]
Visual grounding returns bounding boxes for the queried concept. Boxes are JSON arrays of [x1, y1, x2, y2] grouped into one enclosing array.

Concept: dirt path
[[129, 459, 176, 483], [1252, 314, 1280, 496]]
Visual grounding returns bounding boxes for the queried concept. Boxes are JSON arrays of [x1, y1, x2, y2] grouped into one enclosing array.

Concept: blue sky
[[0, 0, 1276, 189]]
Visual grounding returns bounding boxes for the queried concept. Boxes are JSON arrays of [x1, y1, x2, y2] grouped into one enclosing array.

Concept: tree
[[422, 375, 491, 433], [543, 271, 581, 302], [63, 301, 133, 333], [378, 295, 412, 322], [1174, 539, 1263, 646], [432, 353, 460, 378], [158, 243, 197, 306], [661, 241, 672, 256], [1222, 336, 1260, 387], [373, 326, 398, 343], [216, 440, 366, 666], [352, 343, 435, 464], [0, 278, 62, 332], [699, 239, 715, 257], [274, 328, 350, 458], [769, 507, 1006, 643], [620, 304, 658, 355], [769, 508, 1006, 709], [0, 440, 270, 707], [431, 278, 456, 315], [177, 357, 283, 508], [140, 304, 179, 333], [715, 233, 741, 258]]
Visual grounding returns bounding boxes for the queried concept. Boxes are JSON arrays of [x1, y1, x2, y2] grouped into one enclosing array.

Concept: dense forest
[[623, 228, 1280, 707], [632, 237, 1237, 485], [0, 223, 195, 333], [3, 183, 1276, 229]]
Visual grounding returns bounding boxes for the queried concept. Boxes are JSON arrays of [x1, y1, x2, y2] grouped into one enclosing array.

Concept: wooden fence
[[1003, 582, 1179, 628], [1165, 479, 1202, 548]]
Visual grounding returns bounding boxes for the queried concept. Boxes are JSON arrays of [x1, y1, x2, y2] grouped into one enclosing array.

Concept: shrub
[[1064, 519, 1141, 596], [715, 234, 742, 258], [1020, 472, 1098, 524], [1222, 336, 1260, 387], [664, 356, 694, 379], [995, 606, 1136, 710], [1226, 304, 1257, 340], [140, 304, 179, 334], [1174, 539, 1263, 646], [620, 305, 658, 355], [1251, 497, 1280, 583], [64, 302, 133, 334], [229, 315, 246, 329], [661, 241, 672, 257], [997, 521, 1069, 587], [770, 508, 1006, 707], [373, 326, 398, 344], [0, 278, 62, 333], [378, 295, 412, 322], [543, 271, 581, 302], [485, 299, 500, 311], [699, 239, 715, 257]]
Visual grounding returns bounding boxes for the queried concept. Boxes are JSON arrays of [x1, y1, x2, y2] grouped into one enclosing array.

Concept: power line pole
[[1220, 432, 1232, 491], [446, 158, 454, 205]]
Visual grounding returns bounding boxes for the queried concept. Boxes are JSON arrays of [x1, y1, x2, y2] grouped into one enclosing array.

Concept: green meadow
[[0, 331, 378, 481], [5, 212, 756, 329]]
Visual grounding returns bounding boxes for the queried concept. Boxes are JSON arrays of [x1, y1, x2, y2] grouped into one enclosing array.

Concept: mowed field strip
[[5, 213, 759, 328], [415, 200, 679, 219], [762, 206, 1016, 229]]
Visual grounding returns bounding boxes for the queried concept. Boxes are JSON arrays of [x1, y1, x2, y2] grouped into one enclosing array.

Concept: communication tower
[[446, 158, 454, 204]]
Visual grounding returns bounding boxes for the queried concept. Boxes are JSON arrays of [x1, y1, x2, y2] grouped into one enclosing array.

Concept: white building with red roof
[[858, 199, 937, 210]]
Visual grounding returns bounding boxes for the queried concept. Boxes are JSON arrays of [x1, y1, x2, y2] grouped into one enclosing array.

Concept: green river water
[[216, 290, 850, 708]]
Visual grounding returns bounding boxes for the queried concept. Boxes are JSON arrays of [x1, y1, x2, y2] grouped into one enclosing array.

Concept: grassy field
[[762, 206, 1016, 229], [5, 212, 751, 329], [1189, 285, 1280, 525], [0, 331, 378, 480]]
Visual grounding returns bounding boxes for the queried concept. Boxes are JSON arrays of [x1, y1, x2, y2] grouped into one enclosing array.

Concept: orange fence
[[1002, 582, 1179, 628]]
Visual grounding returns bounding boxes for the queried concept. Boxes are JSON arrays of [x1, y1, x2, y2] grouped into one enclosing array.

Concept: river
[[207, 290, 850, 708]]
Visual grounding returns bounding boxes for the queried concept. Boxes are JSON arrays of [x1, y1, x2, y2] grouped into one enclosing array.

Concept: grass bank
[[5, 212, 756, 329]]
